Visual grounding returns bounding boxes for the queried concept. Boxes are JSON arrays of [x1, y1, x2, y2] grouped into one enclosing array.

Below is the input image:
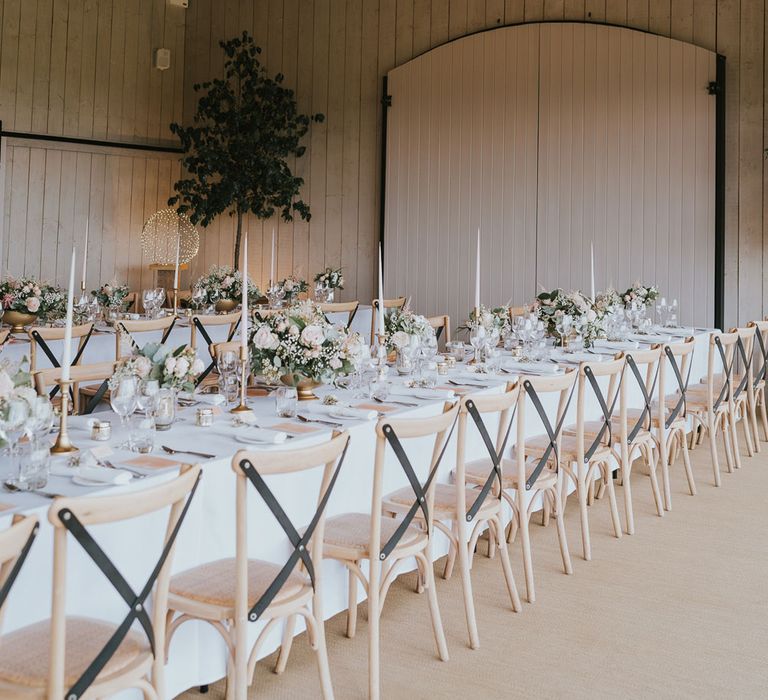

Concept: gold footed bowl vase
[[215, 299, 237, 313], [3, 310, 38, 333], [281, 373, 322, 401]]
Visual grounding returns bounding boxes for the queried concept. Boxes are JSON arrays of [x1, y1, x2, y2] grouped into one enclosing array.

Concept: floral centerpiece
[[92, 282, 131, 310], [194, 265, 260, 311], [534, 288, 604, 346], [1, 276, 44, 330], [313, 267, 344, 302], [277, 276, 309, 303], [250, 300, 357, 399], [595, 288, 623, 316], [622, 283, 659, 308], [0, 357, 54, 449], [111, 342, 204, 393], [384, 307, 433, 352], [38, 283, 67, 323], [462, 305, 511, 338]]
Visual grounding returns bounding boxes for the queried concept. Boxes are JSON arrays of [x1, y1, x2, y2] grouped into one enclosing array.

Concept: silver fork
[[101, 459, 149, 479], [297, 414, 343, 428], [3, 482, 61, 498]]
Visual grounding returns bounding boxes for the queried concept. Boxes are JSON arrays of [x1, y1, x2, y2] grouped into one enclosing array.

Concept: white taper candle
[[475, 228, 481, 311], [81, 221, 88, 289], [173, 226, 181, 289], [270, 227, 276, 284], [242, 233, 248, 352], [61, 248, 76, 382], [590, 241, 595, 301]]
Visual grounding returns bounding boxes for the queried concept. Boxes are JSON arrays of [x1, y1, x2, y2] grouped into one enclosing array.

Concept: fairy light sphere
[[141, 208, 199, 265]]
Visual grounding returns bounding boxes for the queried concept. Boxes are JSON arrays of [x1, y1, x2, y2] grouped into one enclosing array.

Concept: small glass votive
[[422, 361, 439, 388], [12, 441, 50, 490], [196, 407, 214, 427], [446, 342, 465, 363], [91, 419, 112, 441], [437, 361, 449, 376], [275, 386, 298, 418], [155, 389, 176, 431], [129, 415, 155, 453]]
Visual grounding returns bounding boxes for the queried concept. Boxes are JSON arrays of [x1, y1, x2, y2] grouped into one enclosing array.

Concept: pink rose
[[300, 325, 325, 347], [25, 297, 40, 312]]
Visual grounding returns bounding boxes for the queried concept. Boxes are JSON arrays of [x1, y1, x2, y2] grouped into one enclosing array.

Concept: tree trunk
[[233, 211, 243, 270]]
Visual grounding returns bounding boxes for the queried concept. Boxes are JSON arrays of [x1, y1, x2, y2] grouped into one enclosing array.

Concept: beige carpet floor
[[178, 437, 768, 699]]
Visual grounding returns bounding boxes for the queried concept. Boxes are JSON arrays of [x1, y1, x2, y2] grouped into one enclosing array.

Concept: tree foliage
[[169, 32, 323, 269]]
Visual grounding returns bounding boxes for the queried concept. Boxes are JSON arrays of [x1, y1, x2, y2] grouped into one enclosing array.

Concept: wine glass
[[0, 398, 30, 483], [142, 289, 155, 318], [137, 378, 160, 417], [110, 375, 138, 438], [667, 299, 679, 328], [469, 324, 487, 364], [218, 350, 239, 377], [191, 285, 206, 311]]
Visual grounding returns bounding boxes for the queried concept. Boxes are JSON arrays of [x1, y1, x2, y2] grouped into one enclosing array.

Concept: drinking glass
[[110, 376, 138, 434], [137, 378, 160, 417], [667, 299, 679, 328], [446, 341, 465, 363], [142, 289, 155, 318], [154, 388, 176, 431], [275, 386, 298, 418], [469, 325, 487, 364], [191, 286, 207, 311], [218, 350, 239, 377], [11, 441, 50, 490], [0, 398, 30, 483], [267, 285, 286, 308], [128, 414, 155, 453]]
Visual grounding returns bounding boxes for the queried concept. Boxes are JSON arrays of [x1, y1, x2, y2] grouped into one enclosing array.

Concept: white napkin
[[592, 339, 640, 351], [51, 459, 133, 485], [628, 333, 672, 343], [237, 427, 288, 444], [550, 350, 609, 363], [324, 405, 377, 421], [502, 360, 563, 375], [664, 327, 695, 337], [177, 391, 226, 406], [388, 385, 456, 401]]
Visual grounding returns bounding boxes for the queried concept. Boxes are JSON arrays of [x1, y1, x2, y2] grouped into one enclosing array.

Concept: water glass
[[137, 379, 160, 416], [110, 376, 138, 429], [154, 389, 176, 431], [421, 361, 439, 388], [275, 386, 298, 418], [667, 299, 679, 328], [12, 441, 50, 490], [446, 341, 465, 363], [128, 414, 155, 453], [219, 373, 240, 404]]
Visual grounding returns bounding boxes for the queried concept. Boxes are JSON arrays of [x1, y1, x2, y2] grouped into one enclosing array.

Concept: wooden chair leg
[[552, 487, 573, 575], [759, 393, 768, 441], [518, 511, 536, 602], [274, 614, 297, 674], [492, 517, 523, 611], [721, 413, 735, 473], [603, 466, 622, 540], [750, 398, 761, 453], [577, 477, 592, 561], [587, 478, 596, 506], [443, 526, 457, 580], [660, 438, 673, 511], [679, 432, 697, 496], [420, 546, 450, 662], [541, 497, 551, 527], [456, 534, 480, 649], [621, 451, 635, 535], [313, 614, 335, 700], [708, 415, 722, 486], [729, 409, 742, 469], [644, 443, 664, 517], [346, 568, 358, 638], [740, 403, 754, 457], [368, 557, 381, 700]]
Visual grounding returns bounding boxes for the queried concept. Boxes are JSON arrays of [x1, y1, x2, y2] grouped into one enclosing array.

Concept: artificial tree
[[169, 32, 323, 270]]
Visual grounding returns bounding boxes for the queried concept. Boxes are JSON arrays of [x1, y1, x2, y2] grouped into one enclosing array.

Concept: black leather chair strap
[[733, 337, 750, 400], [58, 471, 200, 699], [0, 523, 38, 610], [31, 328, 93, 401], [664, 346, 693, 429], [583, 365, 622, 462], [238, 437, 349, 621], [379, 414, 458, 560], [81, 378, 110, 416], [754, 327, 768, 388], [713, 336, 732, 412], [523, 380, 576, 491], [464, 399, 516, 522], [625, 355, 659, 444]]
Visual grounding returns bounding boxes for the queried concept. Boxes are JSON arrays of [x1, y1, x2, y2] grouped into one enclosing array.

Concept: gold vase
[[281, 373, 321, 401], [3, 310, 38, 333], [215, 299, 237, 313]]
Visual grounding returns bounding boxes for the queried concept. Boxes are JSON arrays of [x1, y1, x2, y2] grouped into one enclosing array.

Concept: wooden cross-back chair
[[27, 323, 95, 404], [322, 402, 458, 699], [319, 301, 360, 330], [370, 297, 408, 341], [165, 434, 350, 700], [385, 385, 522, 650], [747, 320, 768, 446], [482, 369, 576, 603], [34, 361, 116, 415], [0, 465, 201, 700], [685, 331, 743, 486], [426, 315, 451, 351], [557, 355, 625, 562], [190, 312, 241, 387], [577, 346, 668, 534], [115, 316, 177, 359]]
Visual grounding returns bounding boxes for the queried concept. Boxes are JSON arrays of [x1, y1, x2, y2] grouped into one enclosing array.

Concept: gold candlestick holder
[[231, 346, 251, 413], [374, 333, 389, 381], [50, 380, 77, 454], [468, 305, 482, 365]]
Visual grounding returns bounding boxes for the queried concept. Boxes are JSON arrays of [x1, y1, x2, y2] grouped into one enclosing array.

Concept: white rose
[[174, 357, 190, 377], [289, 325, 299, 336], [135, 356, 152, 379], [191, 358, 205, 375], [252, 326, 280, 350], [586, 310, 597, 322], [391, 331, 410, 349], [329, 357, 342, 370], [300, 325, 325, 347], [25, 297, 40, 312], [164, 356, 177, 374]]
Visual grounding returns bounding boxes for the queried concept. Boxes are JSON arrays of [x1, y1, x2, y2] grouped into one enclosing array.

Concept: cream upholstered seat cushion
[[169, 558, 310, 610], [382, 482, 499, 519], [0, 616, 149, 689], [464, 456, 557, 491], [323, 513, 426, 559]]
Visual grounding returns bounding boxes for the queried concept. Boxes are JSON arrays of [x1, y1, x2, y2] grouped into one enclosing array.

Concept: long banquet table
[[0, 329, 715, 698]]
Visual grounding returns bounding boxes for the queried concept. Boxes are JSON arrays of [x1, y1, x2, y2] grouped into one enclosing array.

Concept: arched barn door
[[383, 22, 717, 328]]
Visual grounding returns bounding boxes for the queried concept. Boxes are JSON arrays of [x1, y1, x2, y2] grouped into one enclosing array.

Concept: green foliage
[[169, 31, 324, 268]]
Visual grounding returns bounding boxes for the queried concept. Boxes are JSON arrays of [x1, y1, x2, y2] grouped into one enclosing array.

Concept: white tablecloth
[[0, 331, 713, 698]]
